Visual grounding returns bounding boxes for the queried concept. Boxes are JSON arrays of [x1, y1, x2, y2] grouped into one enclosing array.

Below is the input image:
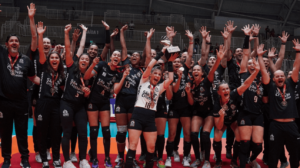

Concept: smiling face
[[87, 45, 98, 58], [151, 49, 157, 58], [43, 38, 51, 54], [150, 68, 162, 86], [173, 58, 182, 72], [79, 54, 90, 71], [263, 57, 270, 69], [273, 70, 286, 87], [217, 83, 230, 101], [110, 51, 121, 66], [130, 52, 141, 65], [247, 59, 255, 74], [234, 48, 243, 62], [207, 56, 216, 69], [49, 53, 60, 71], [6, 36, 20, 55], [192, 65, 204, 81]]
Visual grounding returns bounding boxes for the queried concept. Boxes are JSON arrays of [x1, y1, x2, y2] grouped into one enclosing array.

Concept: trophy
[[160, 36, 180, 62]]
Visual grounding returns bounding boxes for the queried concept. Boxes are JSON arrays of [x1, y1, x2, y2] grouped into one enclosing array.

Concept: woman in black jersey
[[35, 22, 65, 168], [237, 25, 265, 168], [212, 59, 260, 168], [84, 49, 125, 168], [186, 45, 225, 168], [125, 46, 174, 168], [60, 24, 91, 168]]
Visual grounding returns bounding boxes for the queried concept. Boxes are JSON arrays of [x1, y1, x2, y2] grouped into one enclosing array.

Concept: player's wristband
[[167, 62, 173, 72]]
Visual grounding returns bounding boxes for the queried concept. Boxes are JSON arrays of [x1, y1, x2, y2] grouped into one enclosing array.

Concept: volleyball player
[[60, 24, 91, 168], [35, 21, 65, 168], [125, 46, 174, 168]]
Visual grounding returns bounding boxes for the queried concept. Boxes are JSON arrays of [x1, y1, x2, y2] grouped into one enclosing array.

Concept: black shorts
[[87, 99, 110, 112], [192, 109, 213, 118], [30, 84, 39, 107], [115, 94, 136, 114], [168, 106, 192, 118], [128, 107, 156, 132], [155, 106, 168, 118], [237, 110, 264, 127]]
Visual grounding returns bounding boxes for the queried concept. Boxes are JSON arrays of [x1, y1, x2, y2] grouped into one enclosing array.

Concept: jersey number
[[254, 96, 258, 103], [125, 81, 130, 88], [145, 102, 151, 109]]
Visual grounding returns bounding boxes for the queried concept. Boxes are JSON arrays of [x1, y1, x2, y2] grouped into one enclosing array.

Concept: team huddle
[[0, 3, 300, 168]]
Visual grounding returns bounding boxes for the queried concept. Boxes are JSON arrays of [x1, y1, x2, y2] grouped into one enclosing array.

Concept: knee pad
[[251, 142, 262, 153], [191, 132, 199, 140], [90, 126, 99, 140], [116, 131, 126, 144], [213, 141, 222, 150], [202, 131, 210, 143], [117, 125, 127, 133], [156, 135, 164, 143], [102, 126, 111, 141], [240, 140, 250, 155]]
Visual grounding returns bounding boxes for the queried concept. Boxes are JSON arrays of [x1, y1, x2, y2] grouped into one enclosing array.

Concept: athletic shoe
[[280, 161, 289, 168], [190, 159, 201, 168], [20, 159, 31, 168], [230, 160, 239, 168], [213, 161, 222, 168], [182, 156, 190, 167], [165, 157, 172, 167], [187, 154, 191, 162], [202, 161, 211, 168], [1, 160, 10, 168], [226, 148, 232, 159], [63, 161, 76, 168], [139, 154, 146, 161], [42, 162, 50, 168], [80, 159, 91, 168], [91, 159, 99, 168], [114, 154, 120, 163], [35, 152, 42, 163], [70, 152, 78, 162], [200, 151, 205, 162], [114, 158, 124, 168], [133, 159, 140, 168], [249, 160, 261, 168], [104, 157, 112, 168], [53, 160, 62, 168], [173, 151, 180, 162], [157, 159, 166, 168], [47, 150, 52, 160]]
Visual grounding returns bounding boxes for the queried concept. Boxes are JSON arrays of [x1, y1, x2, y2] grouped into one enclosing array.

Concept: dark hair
[[46, 52, 65, 80], [73, 53, 90, 78], [89, 43, 98, 48], [192, 64, 207, 78], [131, 51, 142, 66], [215, 81, 228, 92], [151, 65, 162, 74], [6, 34, 20, 42]]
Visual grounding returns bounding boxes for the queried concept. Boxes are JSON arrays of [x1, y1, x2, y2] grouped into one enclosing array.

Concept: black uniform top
[[0, 47, 35, 102], [203, 64, 225, 91], [213, 89, 240, 124], [119, 63, 143, 95], [295, 81, 300, 113], [263, 78, 299, 119], [227, 57, 240, 90], [38, 63, 65, 99], [29, 49, 41, 77], [157, 79, 166, 109], [61, 63, 88, 104], [191, 77, 213, 112], [170, 64, 189, 109], [89, 61, 120, 103]]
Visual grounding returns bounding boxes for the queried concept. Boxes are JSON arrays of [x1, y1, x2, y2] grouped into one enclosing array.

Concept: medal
[[11, 69, 15, 76], [50, 88, 55, 95], [149, 84, 155, 109], [222, 104, 228, 111], [51, 72, 58, 96], [8, 54, 19, 76], [150, 101, 155, 109], [255, 81, 261, 96], [281, 100, 287, 106], [277, 84, 287, 107]]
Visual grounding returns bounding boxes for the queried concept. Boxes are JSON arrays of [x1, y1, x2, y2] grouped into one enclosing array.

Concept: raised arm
[[185, 30, 194, 69], [162, 59, 174, 93], [142, 47, 166, 80], [291, 39, 300, 83], [225, 20, 237, 60], [250, 24, 261, 59], [64, 24, 73, 66], [76, 24, 87, 57], [110, 28, 118, 53], [276, 31, 289, 70], [198, 26, 210, 66], [207, 45, 225, 82], [257, 44, 270, 84], [71, 28, 81, 56], [145, 28, 155, 67], [166, 26, 177, 44], [28, 3, 37, 51], [120, 25, 128, 61], [114, 67, 129, 94], [267, 47, 278, 73], [237, 58, 260, 95], [36, 22, 47, 64], [185, 83, 193, 105], [84, 57, 99, 80], [220, 27, 229, 68], [239, 24, 252, 74]]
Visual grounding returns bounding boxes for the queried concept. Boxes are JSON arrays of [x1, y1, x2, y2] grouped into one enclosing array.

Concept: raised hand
[[120, 25, 128, 32], [225, 20, 237, 33], [268, 47, 278, 58], [216, 45, 226, 60], [101, 20, 110, 30], [185, 83, 191, 93], [79, 24, 88, 32], [72, 28, 81, 42], [206, 34, 211, 43], [199, 26, 210, 38], [252, 24, 261, 36], [36, 22, 46, 35], [278, 31, 290, 43], [185, 30, 193, 40], [166, 26, 177, 38], [253, 58, 260, 71], [292, 39, 300, 51], [27, 3, 36, 18], [111, 28, 119, 37], [82, 87, 91, 96], [147, 28, 155, 39], [221, 27, 229, 39], [64, 24, 72, 33], [92, 57, 100, 65], [257, 44, 267, 56], [219, 108, 225, 117], [123, 67, 130, 78], [241, 24, 253, 36]]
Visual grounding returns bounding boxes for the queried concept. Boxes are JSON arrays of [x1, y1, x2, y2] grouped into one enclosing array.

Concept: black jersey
[[119, 64, 143, 95], [203, 64, 225, 91], [29, 49, 41, 77], [213, 89, 240, 125], [170, 64, 189, 109], [61, 63, 88, 104], [38, 63, 64, 99], [191, 77, 213, 112], [0, 47, 35, 102], [227, 57, 240, 90], [89, 61, 120, 103], [240, 72, 263, 114], [295, 81, 300, 112], [263, 78, 298, 119], [157, 79, 167, 109]]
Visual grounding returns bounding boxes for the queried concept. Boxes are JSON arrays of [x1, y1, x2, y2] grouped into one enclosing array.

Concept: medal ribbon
[[8, 54, 19, 73], [220, 99, 229, 109], [150, 84, 154, 102], [80, 74, 85, 87], [51, 73, 58, 95], [277, 84, 286, 102], [255, 81, 261, 94]]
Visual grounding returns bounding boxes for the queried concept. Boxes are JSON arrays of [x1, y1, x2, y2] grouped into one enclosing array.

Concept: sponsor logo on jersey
[[116, 106, 120, 112], [230, 104, 236, 110], [0, 112, 3, 118], [102, 72, 106, 77], [240, 119, 245, 125], [130, 120, 135, 127], [169, 110, 173, 116], [63, 110, 69, 117], [200, 87, 205, 92], [270, 134, 274, 141], [88, 103, 93, 109], [112, 76, 116, 83], [37, 115, 42, 121], [19, 59, 24, 64]]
